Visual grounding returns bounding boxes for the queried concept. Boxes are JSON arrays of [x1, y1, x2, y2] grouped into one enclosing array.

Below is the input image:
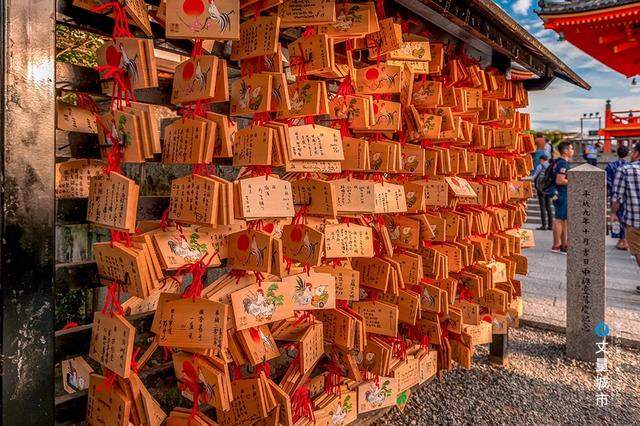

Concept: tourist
[[610, 142, 640, 293], [551, 141, 574, 254], [583, 142, 599, 166], [605, 145, 629, 250], [532, 133, 551, 171], [533, 155, 553, 230]]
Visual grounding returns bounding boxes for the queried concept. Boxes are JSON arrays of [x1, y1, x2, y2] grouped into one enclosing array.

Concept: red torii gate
[[599, 100, 640, 152]]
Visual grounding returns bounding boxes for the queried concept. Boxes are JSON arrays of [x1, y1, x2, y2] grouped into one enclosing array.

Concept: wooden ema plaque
[[165, 0, 240, 40], [169, 174, 220, 226], [89, 312, 135, 378], [236, 175, 295, 219], [86, 172, 139, 233], [56, 159, 105, 198], [230, 282, 295, 330], [171, 56, 218, 104], [86, 374, 131, 426], [231, 15, 280, 60], [156, 297, 228, 349], [279, 0, 336, 27]]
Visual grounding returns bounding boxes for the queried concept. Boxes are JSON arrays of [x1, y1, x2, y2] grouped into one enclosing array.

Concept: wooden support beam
[[1, 0, 56, 422]]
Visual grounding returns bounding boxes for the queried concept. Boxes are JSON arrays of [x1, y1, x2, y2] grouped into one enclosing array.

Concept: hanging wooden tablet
[[89, 312, 136, 377], [355, 64, 402, 95], [286, 124, 344, 161], [96, 38, 154, 91], [55, 159, 105, 198], [279, 0, 336, 27], [356, 377, 398, 413], [98, 111, 145, 163], [288, 34, 332, 76], [62, 356, 94, 394], [169, 174, 220, 226], [86, 172, 139, 233], [236, 175, 295, 219], [162, 118, 208, 164], [324, 223, 374, 258], [171, 56, 219, 104], [156, 297, 228, 349], [226, 228, 273, 273], [93, 242, 151, 298], [233, 125, 274, 166], [318, 2, 376, 39], [278, 80, 329, 118], [230, 73, 273, 116], [388, 41, 431, 62], [282, 271, 336, 310], [86, 374, 131, 426], [56, 100, 98, 133], [231, 15, 280, 60], [230, 282, 295, 330], [165, 0, 240, 40]]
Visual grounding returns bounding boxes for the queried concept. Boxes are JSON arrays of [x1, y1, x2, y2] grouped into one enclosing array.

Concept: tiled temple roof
[[538, 0, 640, 15]]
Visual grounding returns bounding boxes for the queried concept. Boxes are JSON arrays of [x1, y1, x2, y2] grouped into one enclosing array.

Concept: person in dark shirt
[[551, 141, 574, 254]]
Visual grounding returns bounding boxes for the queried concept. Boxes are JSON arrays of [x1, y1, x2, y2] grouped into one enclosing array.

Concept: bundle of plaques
[[53, 1, 537, 424]]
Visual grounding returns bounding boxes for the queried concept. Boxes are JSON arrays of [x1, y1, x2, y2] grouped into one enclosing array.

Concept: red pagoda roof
[[538, 0, 640, 77], [538, 0, 639, 15]]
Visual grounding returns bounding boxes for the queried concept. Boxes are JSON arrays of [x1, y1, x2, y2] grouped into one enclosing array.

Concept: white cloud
[[512, 0, 532, 15]]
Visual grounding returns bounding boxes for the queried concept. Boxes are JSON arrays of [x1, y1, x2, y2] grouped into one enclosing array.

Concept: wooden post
[[1, 0, 56, 422], [489, 331, 509, 367]]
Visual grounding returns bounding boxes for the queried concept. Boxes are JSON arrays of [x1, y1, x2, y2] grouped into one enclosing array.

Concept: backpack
[[535, 159, 556, 194]]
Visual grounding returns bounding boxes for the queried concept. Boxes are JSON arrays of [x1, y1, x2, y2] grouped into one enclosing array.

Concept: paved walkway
[[521, 224, 640, 342]]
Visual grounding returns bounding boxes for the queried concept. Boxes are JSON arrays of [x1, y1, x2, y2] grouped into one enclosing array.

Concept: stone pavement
[[521, 224, 640, 342]]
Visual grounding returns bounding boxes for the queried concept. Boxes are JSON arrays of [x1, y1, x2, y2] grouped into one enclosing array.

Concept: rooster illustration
[[331, 395, 352, 425], [404, 155, 419, 172], [290, 89, 305, 112], [293, 277, 313, 306], [405, 191, 417, 208], [116, 43, 138, 82], [311, 285, 329, 308], [401, 227, 413, 245], [198, 370, 216, 403], [189, 62, 211, 93], [371, 152, 383, 170], [387, 219, 400, 241], [294, 230, 319, 261], [244, 235, 266, 267], [493, 317, 504, 331], [333, 11, 354, 31], [238, 81, 263, 111], [365, 380, 392, 406], [258, 327, 276, 352], [168, 238, 202, 262], [206, 3, 234, 32], [243, 291, 276, 320], [421, 289, 435, 307]]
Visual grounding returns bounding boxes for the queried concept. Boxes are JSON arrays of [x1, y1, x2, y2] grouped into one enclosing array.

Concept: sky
[[497, 0, 639, 133]]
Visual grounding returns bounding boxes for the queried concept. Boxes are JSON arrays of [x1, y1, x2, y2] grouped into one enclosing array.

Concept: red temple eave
[[541, 4, 640, 77]]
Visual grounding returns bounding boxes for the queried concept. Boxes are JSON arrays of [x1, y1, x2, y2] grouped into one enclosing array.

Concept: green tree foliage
[[56, 24, 104, 67]]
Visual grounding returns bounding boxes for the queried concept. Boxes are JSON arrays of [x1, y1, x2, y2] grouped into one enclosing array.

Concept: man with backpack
[[547, 141, 574, 254], [533, 155, 552, 230]]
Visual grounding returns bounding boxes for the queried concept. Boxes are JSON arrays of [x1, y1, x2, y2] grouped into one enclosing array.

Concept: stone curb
[[521, 317, 640, 350]]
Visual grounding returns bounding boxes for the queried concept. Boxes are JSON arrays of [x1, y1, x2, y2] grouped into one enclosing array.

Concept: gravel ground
[[380, 326, 640, 425]]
